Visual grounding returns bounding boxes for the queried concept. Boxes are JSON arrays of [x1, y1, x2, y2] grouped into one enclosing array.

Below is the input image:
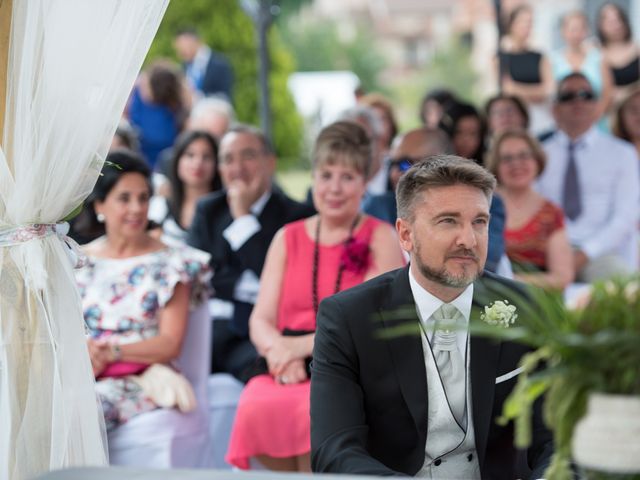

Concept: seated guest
[[338, 105, 387, 195], [497, 5, 555, 134], [149, 130, 221, 246], [419, 88, 458, 128], [597, 2, 640, 104], [486, 130, 574, 290], [187, 125, 314, 382], [155, 97, 235, 180], [484, 94, 529, 138], [612, 87, 640, 155], [310, 156, 553, 478], [225, 121, 405, 472], [75, 150, 210, 431], [537, 73, 640, 281], [550, 11, 613, 122], [359, 92, 399, 154], [111, 120, 141, 153], [438, 101, 487, 165]]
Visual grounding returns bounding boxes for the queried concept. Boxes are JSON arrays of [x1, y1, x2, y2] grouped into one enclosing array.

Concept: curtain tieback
[[0, 222, 86, 268]]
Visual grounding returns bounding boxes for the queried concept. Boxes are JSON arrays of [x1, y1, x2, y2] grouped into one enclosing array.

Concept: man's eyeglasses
[[557, 89, 596, 103], [389, 156, 417, 172]]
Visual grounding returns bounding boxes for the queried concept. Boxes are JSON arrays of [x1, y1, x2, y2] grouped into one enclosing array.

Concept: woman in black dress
[[497, 5, 554, 134]]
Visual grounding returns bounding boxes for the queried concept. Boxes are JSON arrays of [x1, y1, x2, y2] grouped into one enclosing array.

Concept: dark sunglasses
[[557, 89, 596, 103], [389, 156, 417, 172]]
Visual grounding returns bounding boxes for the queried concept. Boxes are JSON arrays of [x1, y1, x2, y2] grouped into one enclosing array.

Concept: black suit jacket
[[311, 267, 553, 478], [187, 188, 314, 336], [202, 51, 233, 101]]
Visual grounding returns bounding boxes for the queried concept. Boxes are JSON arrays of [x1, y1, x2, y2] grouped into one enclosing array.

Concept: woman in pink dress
[[226, 121, 406, 471]]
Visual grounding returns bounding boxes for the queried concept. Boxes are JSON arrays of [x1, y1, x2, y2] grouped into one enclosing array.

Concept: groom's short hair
[[396, 154, 496, 221]]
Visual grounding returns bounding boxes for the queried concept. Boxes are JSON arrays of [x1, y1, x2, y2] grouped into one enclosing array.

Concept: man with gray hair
[[188, 124, 313, 381], [311, 155, 552, 478], [338, 105, 388, 195], [187, 96, 235, 140]]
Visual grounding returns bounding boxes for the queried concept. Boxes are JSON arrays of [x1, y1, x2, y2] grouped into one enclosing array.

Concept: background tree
[[279, 16, 387, 93], [148, 0, 303, 168]]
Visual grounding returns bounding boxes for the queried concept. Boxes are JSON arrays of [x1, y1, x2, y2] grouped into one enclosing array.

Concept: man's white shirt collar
[[251, 189, 271, 216], [408, 267, 473, 354], [555, 125, 598, 149]]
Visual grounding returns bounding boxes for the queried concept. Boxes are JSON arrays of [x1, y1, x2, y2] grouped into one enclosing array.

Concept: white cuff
[[223, 214, 261, 251]]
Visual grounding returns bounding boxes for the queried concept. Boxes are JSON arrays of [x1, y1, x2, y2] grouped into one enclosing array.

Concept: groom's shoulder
[[476, 270, 535, 306], [327, 267, 404, 307]]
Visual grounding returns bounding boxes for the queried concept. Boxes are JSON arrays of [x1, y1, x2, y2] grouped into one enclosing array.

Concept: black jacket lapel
[[379, 267, 428, 436], [471, 275, 502, 469]]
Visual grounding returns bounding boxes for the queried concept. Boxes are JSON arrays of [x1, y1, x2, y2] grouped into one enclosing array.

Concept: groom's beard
[[414, 241, 482, 288]]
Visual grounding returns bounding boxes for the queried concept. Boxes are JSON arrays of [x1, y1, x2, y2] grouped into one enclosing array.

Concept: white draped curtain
[[0, 1, 168, 478]]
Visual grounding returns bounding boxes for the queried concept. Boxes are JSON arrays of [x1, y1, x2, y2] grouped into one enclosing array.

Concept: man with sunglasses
[[537, 72, 640, 281]]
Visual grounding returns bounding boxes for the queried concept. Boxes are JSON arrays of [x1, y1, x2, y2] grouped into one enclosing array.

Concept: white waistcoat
[[416, 331, 481, 479]]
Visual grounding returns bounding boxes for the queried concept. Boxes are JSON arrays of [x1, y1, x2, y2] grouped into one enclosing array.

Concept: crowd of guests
[[68, 3, 640, 474]]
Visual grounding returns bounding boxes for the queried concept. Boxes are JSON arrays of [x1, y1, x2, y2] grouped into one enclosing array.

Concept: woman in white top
[[550, 11, 613, 122]]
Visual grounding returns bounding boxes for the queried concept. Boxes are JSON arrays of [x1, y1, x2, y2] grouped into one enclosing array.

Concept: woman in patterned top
[[485, 130, 574, 290], [75, 149, 210, 430]]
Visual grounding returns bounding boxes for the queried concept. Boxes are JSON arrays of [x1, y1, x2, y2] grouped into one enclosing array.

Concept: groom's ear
[[396, 217, 413, 253]]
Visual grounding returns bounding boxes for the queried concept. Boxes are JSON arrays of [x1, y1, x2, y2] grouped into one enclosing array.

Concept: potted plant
[[472, 276, 640, 480]]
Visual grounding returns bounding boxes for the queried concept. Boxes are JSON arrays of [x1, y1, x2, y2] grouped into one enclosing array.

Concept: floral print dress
[[75, 244, 211, 431]]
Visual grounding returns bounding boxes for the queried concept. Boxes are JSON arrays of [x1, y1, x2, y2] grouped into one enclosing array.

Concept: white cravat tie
[[432, 303, 466, 428]]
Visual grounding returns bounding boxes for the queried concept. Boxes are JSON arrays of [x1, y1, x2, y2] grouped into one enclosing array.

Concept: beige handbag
[[128, 364, 197, 413]]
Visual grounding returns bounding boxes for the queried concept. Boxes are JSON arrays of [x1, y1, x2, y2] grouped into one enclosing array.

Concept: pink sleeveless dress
[[226, 216, 382, 469]]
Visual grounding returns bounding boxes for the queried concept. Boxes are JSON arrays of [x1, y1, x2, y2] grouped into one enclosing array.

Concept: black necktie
[[562, 141, 582, 221]]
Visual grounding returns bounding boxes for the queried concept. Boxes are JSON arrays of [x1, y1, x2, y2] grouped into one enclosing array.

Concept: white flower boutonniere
[[481, 300, 518, 328]]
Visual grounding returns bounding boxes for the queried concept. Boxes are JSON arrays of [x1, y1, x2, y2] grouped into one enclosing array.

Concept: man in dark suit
[[174, 29, 233, 102], [188, 125, 313, 382], [311, 155, 552, 478]]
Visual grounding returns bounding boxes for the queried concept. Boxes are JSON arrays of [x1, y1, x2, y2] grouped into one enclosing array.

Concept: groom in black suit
[[311, 155, 553, 478]]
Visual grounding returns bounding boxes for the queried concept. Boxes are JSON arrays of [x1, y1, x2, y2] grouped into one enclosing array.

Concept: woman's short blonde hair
[[485, 129, 546, 180], [312, 121, 372, 178]]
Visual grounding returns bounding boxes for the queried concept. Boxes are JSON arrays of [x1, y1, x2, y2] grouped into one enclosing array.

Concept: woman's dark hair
[[484, 93, 530, 130], [419, 88, 458, 124], [438, 102, 487, 165], [168, 130, 221, 228], [72, 149, 153, 241], [597, 2, 632, 46], [148, 61, 186, 112]]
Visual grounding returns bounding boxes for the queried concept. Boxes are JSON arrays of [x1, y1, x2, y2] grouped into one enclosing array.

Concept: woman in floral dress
[[75, 149, 210, 430]]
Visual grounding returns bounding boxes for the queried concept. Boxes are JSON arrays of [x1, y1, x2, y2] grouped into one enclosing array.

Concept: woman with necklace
[[225, 121, 405, 472], [485, 130, 573, 290]]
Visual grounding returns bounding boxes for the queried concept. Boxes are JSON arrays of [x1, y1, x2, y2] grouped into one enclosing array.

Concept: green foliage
[[275, 0, 313, 21], [147, 0, 303, 168], [280, 17, 387, 93], [471, 277, 640, 479]]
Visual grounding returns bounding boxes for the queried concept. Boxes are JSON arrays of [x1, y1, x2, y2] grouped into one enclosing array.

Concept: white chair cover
[[0, 2, 168, 479], [108, 301, 214, 468], [208, 373, 244, 469]]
